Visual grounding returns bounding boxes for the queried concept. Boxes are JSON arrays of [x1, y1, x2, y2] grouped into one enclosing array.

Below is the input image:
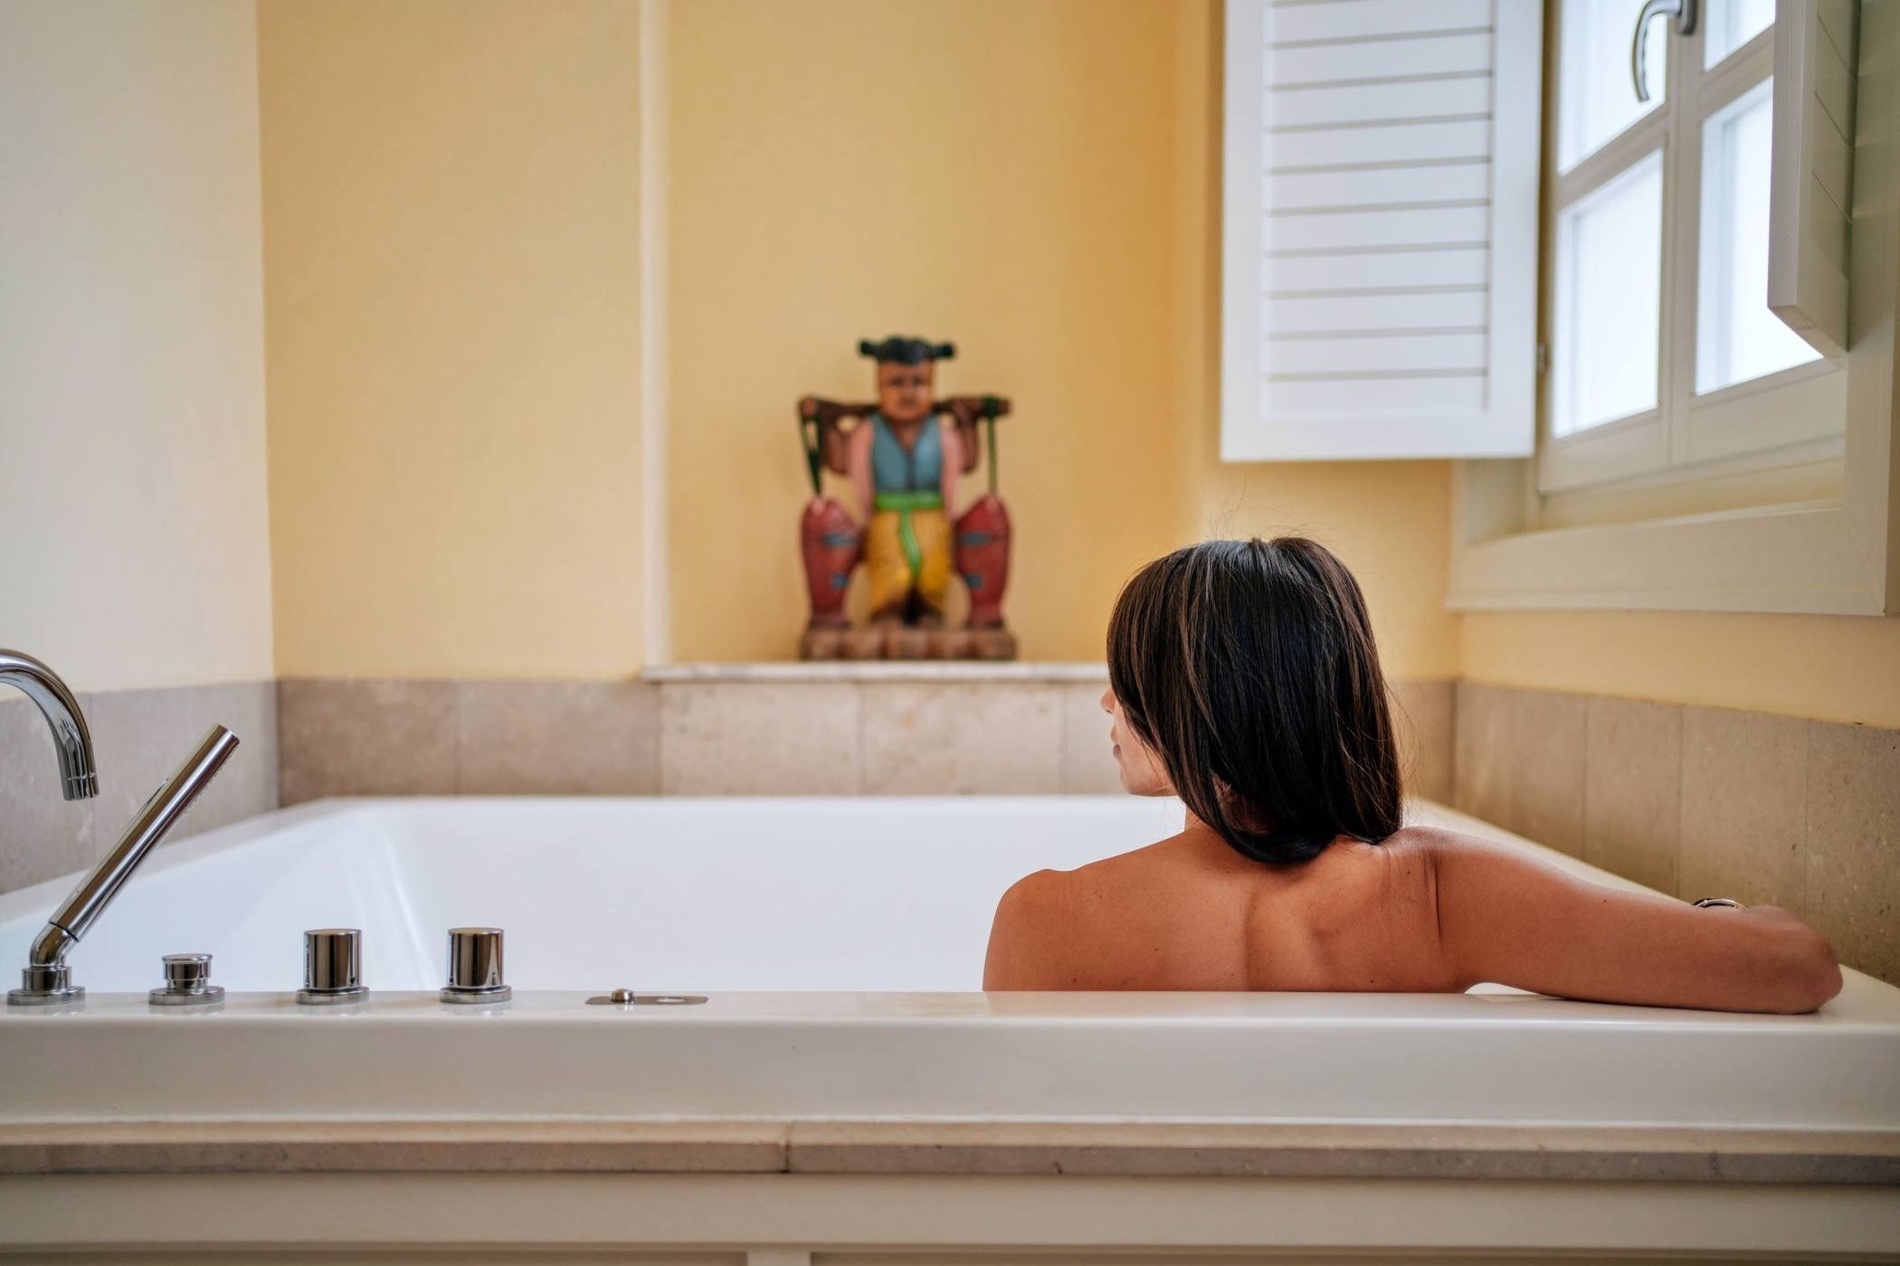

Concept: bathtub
[[2, 795, 1897, 1260], [0, 795, 1192, 995]]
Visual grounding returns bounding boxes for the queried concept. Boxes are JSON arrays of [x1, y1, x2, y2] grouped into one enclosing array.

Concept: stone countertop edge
[[1, 1120, 1894, 1184], [640, 661, 1109, 683]]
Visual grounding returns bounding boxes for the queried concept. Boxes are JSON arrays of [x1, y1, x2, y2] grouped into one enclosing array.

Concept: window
[[1447, 0, 1895, 619], [1541, 0, 1846, 497]]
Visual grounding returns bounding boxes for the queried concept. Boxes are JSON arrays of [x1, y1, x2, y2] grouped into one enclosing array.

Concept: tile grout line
[[1677, 705, 1697, 903], [1505, 683, 1521, 838], [1573, 693, 1589, 863], [653, 681, 668, 797], [449, 678, 462, 797], [1445, 679, 1459, 815], [1673, 702, 1686, 896], [1797, 717, 1812, 914], [853, 681, 866, 796], [1056, 682, 1072, 794]]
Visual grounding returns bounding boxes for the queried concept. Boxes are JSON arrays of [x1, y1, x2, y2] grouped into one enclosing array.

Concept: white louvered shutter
[[1221, 0, 1543, 460], [1769, 0, 1859, 358]]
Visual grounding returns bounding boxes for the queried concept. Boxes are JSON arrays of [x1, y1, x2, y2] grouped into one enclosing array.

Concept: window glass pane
[[1704, 0, 1775, 68], [1553, 152, 1664, 436], [1696, 79, 1823, 394], [1560, 0, 1666, 171]]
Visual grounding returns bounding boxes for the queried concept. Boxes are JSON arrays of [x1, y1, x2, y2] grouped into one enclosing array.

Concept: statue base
[[800, 626, 1017, 662]]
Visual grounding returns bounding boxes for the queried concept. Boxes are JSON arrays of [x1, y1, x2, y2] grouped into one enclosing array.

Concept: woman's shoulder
[[1371, 823, 1492, 869], [996, 836, 1178, 915], [983, 836, 1191, 990], [984, 866, 1087, 989]]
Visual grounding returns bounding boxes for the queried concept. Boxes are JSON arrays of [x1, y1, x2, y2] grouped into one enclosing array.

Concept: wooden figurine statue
[[797, 336, 1016, 660]]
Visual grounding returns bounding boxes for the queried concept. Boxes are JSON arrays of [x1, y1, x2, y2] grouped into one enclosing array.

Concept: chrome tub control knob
[[17, 962, 79, 1005], [441, 927, 510, 1003], [298, 928, 368, 1005], [150, 953, 223, 1007]]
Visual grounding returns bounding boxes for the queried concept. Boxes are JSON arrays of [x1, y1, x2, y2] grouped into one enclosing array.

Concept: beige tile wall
[[1392, 678, 1455, 806], [278, 679, 661, 803], [655, 679, 1107, 797], [0, 683, 278, 896], [1454, 682, 1900, 985], [272, 676, 1450, 804]]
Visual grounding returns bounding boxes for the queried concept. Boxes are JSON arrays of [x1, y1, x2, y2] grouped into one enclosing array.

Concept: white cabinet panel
[[1267, 332, 1489, 376], [1269, 118, 1492, 168], [1268, 290, 1489, 335], [1272, 162, 1491, 211], [1270, 76, 1495, 129], [1223, 0, 1542, 460], [1271, 0, 1494, 43], [1268, 247, 1489, 294], [1271, 31, 1493, 84]]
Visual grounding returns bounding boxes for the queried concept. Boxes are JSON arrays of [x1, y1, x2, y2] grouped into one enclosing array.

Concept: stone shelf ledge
[[3, 1118, 1894, 1184], [642, 661, 1110, 684]]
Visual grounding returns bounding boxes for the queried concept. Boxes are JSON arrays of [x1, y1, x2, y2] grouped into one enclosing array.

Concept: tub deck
[[2, 797, 1896, 1257]]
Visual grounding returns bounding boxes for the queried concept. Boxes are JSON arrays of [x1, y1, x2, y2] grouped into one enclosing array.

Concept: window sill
[[1447, 481, 1891, 616]]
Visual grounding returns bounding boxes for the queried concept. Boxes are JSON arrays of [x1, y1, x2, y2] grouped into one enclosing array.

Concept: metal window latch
[[1632, 0, 1698, 104]]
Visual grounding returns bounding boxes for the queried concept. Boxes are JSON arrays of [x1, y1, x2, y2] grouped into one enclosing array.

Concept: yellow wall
[[254, 0, 1885, 707], [259, 0, 647, 680], [1192, 464, 1462, 681], [12, 1, 1889, 719], [665, 0, 1183, 663], [254, 0, 1462, 676], [1463, 612, 1900, 729], [0, 0, 274, 693], [663, 0, 1461, 673]]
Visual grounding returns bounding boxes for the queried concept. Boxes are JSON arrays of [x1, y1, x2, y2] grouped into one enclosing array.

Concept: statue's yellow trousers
[[866, 506, 953, 613]]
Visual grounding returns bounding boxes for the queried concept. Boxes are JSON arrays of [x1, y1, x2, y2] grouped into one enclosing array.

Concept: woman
[[984, 538, 1842, 1013]]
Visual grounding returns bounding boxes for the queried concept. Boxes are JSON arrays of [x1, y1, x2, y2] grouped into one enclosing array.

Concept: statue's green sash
[[874, 490, 944, 577]]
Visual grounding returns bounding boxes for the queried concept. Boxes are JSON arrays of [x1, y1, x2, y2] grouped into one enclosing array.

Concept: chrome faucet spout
[[0, 649, 97, 801], [9, 725, 239, 1006]]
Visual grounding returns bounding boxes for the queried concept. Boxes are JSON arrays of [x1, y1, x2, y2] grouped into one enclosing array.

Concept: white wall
[[0, 0, 273, 692]]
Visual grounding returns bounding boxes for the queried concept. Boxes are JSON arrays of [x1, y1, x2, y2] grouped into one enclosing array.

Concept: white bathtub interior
[[0, 795, 1194, 993]]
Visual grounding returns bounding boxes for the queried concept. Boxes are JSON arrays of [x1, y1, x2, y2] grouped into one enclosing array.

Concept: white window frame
[[1541, 0, 1846, 496], [1448, 0, 1896, 616]]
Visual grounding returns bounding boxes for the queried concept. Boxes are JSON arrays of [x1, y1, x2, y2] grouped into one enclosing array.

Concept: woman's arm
[[1426, 831, 1842, 1013]]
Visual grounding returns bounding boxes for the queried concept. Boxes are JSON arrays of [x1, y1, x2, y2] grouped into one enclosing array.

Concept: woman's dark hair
[[1107, 537, 1403, 864]]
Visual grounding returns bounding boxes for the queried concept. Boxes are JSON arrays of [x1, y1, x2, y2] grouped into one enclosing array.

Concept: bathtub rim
[[3, 797, 1898, 1194], [3, 793, 1891, 1009]]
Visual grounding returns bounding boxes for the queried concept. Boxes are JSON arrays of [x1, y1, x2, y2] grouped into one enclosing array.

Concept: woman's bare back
[[984, 822, 1841, 1013], [984, 825, 1458, 993]]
